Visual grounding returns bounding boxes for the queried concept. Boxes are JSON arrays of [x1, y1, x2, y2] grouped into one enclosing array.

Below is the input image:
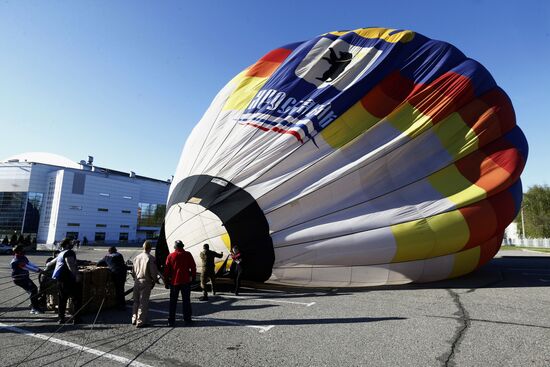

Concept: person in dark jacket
[[46, 238, 82, 324], [10, 245, 43, 314], [98, 246, 127, 309], [163, 240, 196, 326], [199, 243, 222, 301], [230, 246, 243, 296]]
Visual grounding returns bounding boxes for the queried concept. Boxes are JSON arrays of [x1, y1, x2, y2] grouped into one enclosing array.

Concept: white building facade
[[0, 152, 169, 245]]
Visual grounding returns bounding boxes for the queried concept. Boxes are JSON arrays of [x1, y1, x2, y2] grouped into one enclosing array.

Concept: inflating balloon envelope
[[161, 27, 528, 286]]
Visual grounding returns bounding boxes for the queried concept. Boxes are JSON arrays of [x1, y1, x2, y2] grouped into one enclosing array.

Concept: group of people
[[131, 240, 242, 328], [10, 238, 83, 323], [10, 238, 244, 329]]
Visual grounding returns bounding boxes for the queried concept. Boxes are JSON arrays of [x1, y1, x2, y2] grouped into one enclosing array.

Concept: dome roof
[[2, 152, 81, 169]]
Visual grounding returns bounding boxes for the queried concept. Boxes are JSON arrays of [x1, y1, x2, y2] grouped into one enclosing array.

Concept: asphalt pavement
[[0, 248, 548, 367]]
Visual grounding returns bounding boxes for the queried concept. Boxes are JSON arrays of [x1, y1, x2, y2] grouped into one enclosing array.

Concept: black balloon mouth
[[165, 174, 274, 282]]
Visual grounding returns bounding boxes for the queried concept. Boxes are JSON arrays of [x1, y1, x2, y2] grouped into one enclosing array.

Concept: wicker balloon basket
[[42, 266, 120, 314]]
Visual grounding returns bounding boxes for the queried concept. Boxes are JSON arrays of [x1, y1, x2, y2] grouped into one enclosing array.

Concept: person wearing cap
[[199, 243, 222, 301], [98, 246, 127, 309], [164, 240, 196, 326], [131, 240, 160, 328], [10, 245, 43, 314], [47, 238, 82, 324]]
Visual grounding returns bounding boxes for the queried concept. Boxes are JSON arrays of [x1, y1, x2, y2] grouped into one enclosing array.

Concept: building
[[0, 152, 170, 245]]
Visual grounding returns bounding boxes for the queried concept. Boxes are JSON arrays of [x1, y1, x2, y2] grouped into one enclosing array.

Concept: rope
[[0, 282, 56, 317], [13, 295, 96, 367], [72, 296, 106, 367]]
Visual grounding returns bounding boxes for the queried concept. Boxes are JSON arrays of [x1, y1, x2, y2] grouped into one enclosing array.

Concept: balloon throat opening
[[166, 175, 275, 282]]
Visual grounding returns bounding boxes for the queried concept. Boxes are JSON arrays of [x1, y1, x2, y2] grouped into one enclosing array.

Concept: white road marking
[[149, 291, 170, 298], [0, 322, 153, 367], [192, 291, 316, 307], [146, 306, 274, 333]]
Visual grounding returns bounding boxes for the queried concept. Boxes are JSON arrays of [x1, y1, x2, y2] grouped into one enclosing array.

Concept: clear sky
[[1, 1, 548, 189]]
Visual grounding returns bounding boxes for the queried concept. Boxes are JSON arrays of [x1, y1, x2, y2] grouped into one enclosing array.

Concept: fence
[[504, 238, 550, 248]]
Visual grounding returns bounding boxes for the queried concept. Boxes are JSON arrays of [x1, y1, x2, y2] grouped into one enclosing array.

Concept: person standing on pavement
[[98, 246, 127, 309], [164, 240, 196, 326], [131, 240, 160, 328], [199, 243, 222, 301], [10, 245, 43, 314], [230, 246, 243, 295], [49, 238, 82, 324]]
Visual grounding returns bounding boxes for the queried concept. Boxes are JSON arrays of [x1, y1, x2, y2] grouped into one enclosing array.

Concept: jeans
[[169, 283, 192, 323], [14, 278, 40, 310], [58, 278, 82, 320], [234, 265, 243, 295], [113, 273, 127, 308]]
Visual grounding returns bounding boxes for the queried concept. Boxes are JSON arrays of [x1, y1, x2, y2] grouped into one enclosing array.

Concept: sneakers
[[199, 296, 209, 301], [29, 308, 44, 315]]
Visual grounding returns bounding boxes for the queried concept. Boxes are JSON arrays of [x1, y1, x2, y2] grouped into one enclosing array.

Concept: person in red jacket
[[164, 240, 196, 326]]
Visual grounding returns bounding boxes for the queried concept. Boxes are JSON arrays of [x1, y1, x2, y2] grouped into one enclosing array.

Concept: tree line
[[516, 184, 550, 238]]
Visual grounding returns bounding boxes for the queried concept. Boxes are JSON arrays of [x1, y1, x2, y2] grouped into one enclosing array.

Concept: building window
[[42, 179, 56, 225], [98, 208, 108, 212], [72, 173, 86, 195], [23, 192, 44, 233], [96, 224, 107, 228], [121, 210, 131, 214], [0, 191, 44, 235], [94, 232, 106, 242], [123, 196, 133, 200], [120, 225, 130, 228], [119, 232, 129, 241], [69, 205, 83, 210], [0, 192, 27, 234], [67, 223, 80, 227], [99, 193, 110, 197], [137, 203, 166, 227], [66, 231, 79, 240]]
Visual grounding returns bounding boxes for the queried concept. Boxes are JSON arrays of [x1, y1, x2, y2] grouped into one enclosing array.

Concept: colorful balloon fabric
[[164, 27, 528, 286]]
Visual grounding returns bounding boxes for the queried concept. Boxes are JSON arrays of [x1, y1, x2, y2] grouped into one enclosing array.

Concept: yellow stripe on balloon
[[214, 232, 232, 272], [428, 165, 486, 207], [321, 100, 380, 148], [433, 112, 479, 160], [391, 209, 469, 262], [220, 232, 231, 251], [449, 246, 480, 278], [222, 72, 269, 111], [327, 28, 415, 44], [387, 103, 433, 138]]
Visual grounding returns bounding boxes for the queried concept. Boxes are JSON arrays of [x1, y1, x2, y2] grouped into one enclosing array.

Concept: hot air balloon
[[159, 27, 528, 287]]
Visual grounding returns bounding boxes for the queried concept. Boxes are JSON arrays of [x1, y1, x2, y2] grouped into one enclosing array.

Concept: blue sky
[[0, 0, 548, 189]]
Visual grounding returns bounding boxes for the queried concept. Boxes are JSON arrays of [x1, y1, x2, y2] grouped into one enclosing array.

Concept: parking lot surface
[[0, 248, 549, 366]]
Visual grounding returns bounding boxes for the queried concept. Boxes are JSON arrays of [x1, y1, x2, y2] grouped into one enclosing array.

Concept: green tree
[[517, 185, 550, 238]]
